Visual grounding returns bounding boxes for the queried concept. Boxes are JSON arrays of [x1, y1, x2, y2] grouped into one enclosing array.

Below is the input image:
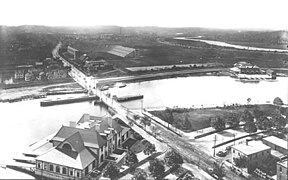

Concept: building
[[107, 45, 139, 58], [24, 71, 34, 81], [232, 140, 271, 173], [233, 61, 261, 74], [263, 136, 288, 156], [277, 160, 288, 180], [14, 69, 25, 80], [84, 59, 110, 70], [67, 46, 81, 60], [35, 114, 131, 179], [46, 69, 68, 79]]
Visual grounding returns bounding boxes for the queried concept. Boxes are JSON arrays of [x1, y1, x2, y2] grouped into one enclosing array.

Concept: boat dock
[[40, 96, 98, 107], [113, 94, 144, 102]]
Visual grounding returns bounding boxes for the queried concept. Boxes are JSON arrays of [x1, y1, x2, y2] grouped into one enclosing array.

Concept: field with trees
[[2, 25, 288, 70], [150, 102, 288, 133]]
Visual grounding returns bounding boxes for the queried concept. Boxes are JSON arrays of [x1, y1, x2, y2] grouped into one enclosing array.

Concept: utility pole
[[213, 135, 217, 157]]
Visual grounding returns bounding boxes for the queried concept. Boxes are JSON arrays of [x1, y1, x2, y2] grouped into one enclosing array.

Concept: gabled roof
[[107, 45, 135, 58], [36, 146, 96, 170], [52, 126, 107, 149], [59, 132, 85, 153]]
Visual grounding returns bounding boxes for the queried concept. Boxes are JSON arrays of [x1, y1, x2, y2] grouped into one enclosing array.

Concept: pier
[[40, 96, 98, 107]]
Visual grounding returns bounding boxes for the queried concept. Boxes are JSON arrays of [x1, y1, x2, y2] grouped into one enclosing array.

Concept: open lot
[[150, 104, 286, 132]]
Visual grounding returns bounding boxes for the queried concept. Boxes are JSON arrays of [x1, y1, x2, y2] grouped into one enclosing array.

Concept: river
[[175, 37, 288, 53], [108, 76, 288, 110], [0, 94, 108, 167], [1, 76, 288, 178]]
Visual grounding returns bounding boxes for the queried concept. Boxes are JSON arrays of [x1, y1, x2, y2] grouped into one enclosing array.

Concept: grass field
[[150, 104, 286, 132]]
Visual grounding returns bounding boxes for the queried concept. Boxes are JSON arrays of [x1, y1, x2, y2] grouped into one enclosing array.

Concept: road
[[53, 43, 248, 180]]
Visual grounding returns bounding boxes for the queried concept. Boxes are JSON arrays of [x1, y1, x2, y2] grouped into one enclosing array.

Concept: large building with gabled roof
[[107, 45, 139, 58], [35, 114, 132, 179]]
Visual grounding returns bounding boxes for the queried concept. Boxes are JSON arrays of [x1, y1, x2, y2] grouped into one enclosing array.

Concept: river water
[[175, 37, 288, 53], [1, 76, 288, 177], [0, 94, 108, 166], [109, 76, 288, 109]]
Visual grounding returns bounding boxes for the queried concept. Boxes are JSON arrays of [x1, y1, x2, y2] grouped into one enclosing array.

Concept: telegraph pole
[[213, 135, 217, 157]]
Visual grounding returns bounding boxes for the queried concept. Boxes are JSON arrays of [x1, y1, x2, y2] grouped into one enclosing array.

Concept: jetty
[[40, 96, 98, 107], [113, 94, 143, 102]]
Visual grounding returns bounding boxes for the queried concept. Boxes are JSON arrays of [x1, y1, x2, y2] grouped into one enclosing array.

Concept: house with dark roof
[[35, 114, 131, 179]]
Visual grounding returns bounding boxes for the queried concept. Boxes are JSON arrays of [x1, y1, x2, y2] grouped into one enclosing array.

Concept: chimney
[[83, 114, 90, 122], [94, 123, 101, 132], [69, 121, 76, 128], [107, 117, 113, 128]]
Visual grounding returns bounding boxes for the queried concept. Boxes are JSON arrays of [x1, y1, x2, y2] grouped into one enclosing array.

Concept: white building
[[232, 140, 271, 173]]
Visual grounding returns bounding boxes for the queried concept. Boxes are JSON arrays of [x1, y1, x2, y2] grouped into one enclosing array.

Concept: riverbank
[[0, 82, 85, 102], [0, 77, 75, 90]]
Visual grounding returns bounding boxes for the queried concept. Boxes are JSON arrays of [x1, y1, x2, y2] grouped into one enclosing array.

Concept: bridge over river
[[52, 43, 247, 180]]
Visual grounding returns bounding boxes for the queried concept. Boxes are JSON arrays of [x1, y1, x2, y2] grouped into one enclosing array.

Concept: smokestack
[[69, 121, 76, 128]]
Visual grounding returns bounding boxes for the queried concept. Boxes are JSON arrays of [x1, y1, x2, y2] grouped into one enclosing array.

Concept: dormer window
[[62, 143, 72, 150]]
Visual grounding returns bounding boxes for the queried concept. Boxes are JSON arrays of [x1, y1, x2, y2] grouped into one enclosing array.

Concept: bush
[[273, 97, 284, 105]]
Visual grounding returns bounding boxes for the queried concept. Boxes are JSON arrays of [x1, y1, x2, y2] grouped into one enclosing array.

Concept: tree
[[210, 116, 225, 130], [244, 121, 257, 133], [164, 150, 183, 167], [256, 115, 273, 130], [140, 116, 151, 130], [273, 97, 284, 105], [213, 163, 225, 179], [271, 110, 286, 129], [143, 142, 156, 155], [103, 162, 120, 179], [253, 106, 264, 119], [239, 110, 254, 123], [148, 159, 165, 178], [226, 113, 240, 128], [183, 114, 192, 130], [234, 156, 248, 168], [132, 169, 148, 180], [125, 151, 139, 166]]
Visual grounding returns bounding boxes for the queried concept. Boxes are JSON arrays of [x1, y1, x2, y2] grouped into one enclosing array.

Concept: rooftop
[[52, 126, 107, 149], [263, 136, 288, 150], [107, 45, 135, 58], [36, 146, 95, 169], [277, 160, 288, 168], [232, 141, 271, 156]]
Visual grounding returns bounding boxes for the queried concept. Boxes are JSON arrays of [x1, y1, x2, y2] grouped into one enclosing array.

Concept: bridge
[[52, 43, 246, 180]]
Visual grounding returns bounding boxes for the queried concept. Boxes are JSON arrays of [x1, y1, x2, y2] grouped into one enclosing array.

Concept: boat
[[100, 86, 110, 91], [113, 94, 144, 102], [114, 82, 127, 88], [236, 78, 260, 83]]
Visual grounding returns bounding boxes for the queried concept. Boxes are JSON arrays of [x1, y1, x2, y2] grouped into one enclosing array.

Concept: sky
[[0, 0, 287, 30]]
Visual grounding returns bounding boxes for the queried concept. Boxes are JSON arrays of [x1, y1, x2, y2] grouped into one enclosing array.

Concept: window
[[62, 167, 67, 175], [63, 143, 72, 150], [56, 166, 60, 173], [49, 164, 54, 172], [37, 162, 41, 169], [92, 160, 96, 169], [233, 150, 235, 153], [76, 171, 80, 177], [44, 164, 47, 170], [280, 167, 282, 172], [70, 169, 73, 176]]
